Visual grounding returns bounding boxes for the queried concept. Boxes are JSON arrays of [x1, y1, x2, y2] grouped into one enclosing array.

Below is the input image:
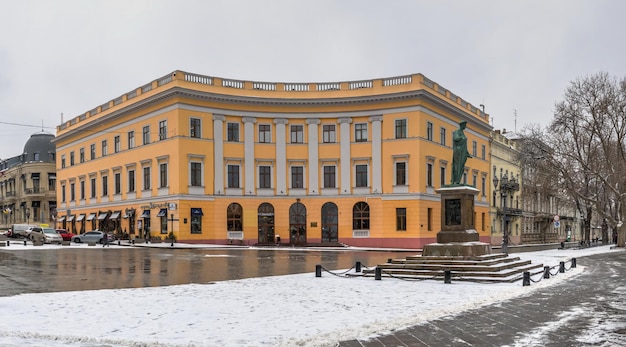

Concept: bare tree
[[544, 72, 626, 247]]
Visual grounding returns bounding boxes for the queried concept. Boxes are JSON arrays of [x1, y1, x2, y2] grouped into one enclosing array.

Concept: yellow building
[[53, 71, 492, 248]]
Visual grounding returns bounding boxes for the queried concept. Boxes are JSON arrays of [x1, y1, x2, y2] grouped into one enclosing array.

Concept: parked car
[[70, 230, 113, 244], [30, 227, 63, 244], [55, 229, 76, 241], [10, 224, 39, 238]]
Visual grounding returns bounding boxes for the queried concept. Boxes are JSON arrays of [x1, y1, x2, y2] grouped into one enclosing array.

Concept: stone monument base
[[422, 241, 492, 257]]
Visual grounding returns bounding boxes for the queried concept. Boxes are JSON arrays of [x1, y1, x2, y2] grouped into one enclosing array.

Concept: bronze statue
[[451, 121, 471, 185]]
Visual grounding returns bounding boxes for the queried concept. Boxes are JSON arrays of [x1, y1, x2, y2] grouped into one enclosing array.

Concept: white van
[[11, 224, 39, 238]]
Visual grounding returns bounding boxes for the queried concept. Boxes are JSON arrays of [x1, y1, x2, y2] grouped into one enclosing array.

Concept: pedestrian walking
[[103, 232, 110, 247]]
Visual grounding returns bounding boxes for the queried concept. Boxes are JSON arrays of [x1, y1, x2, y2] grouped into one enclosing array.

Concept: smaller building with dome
[[0, 131, 57, 230]]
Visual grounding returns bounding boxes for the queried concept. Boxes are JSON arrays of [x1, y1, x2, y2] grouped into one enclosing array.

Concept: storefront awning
[[57, 216, 66, 222], [76, 214, 85, 222], [97, 213, 109, 220], [67, 215, 75, 222], [156, 208, 167, 217], [110, 211, 121, 219], [86, 213, 97, 221], [191, 208, 204, 216], [140, 210, 150, 218]]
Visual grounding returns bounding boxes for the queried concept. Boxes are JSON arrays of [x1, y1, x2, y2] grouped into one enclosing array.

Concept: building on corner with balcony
[[53, 70, 493, 248], [0, 131, 57, 229]]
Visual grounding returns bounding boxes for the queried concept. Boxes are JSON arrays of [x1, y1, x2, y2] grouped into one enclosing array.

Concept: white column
[[370, 115, 383, 193], [213, 114, 225, 194], [274, 118, 288, 195], [243, 117, 256, 195], [338, 117, 352, 195], [307, 118, 320, 195]]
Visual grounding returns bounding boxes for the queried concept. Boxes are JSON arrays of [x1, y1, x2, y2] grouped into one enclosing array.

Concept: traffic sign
[[554, 221, 561, 228]]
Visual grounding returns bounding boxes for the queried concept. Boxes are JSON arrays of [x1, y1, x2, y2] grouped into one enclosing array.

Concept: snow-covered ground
[[0, 244, 618, 347]]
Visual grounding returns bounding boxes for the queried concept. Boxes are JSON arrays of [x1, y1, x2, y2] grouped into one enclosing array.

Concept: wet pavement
[[337, 250, 626, 347], [0, 245, 411, 296]]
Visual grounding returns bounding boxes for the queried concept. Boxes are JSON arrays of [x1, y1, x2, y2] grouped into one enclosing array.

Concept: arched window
[[352, 202, 370, 230], [321, 202, 338, 242], [227, 203, 243, 231]]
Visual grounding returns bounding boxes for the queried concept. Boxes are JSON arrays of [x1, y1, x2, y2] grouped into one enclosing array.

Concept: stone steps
[[352, 253, 543, 283]]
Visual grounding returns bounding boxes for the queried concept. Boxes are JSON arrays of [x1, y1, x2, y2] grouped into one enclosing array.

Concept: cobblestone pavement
[[338, 250, 626, 347]]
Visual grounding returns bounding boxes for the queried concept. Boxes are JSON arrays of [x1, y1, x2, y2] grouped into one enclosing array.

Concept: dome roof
[[23, 131, 55, 162]]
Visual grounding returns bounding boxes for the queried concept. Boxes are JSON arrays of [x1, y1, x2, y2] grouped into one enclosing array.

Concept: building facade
[[53, 71, 492, 248], [1, 131, 57, 229]]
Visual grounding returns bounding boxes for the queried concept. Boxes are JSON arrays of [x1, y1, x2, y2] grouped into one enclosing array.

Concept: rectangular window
[[70, 152, 74, 166], [128, 170, 135, 192], [190, 118, 201, 138], [395, 119, 407, 139], [191, 211, 202, 234], [291, 166, 304, 188], [61, 184, 66, 202], [440, 127, 447, 146], [114, 172, 121, 194], [190, 162, 202, 187], [227, 123, 239, 142], [143, 126, 150, 145], [356, 164, 368, 187], [143, 167, 151, 190], [128, 131, 135, 149], [396, 208, 407, 231], [114, 136, 121, 153], [102, 176, 108, 196], [426, 121, 433, 141], [472, 141, 477, 157], [323, 124, 336, 143], [427, 163, 433, 187], [440, 167, 446, 186], [472, 173, 477, 188], [481, 176, 486, 196], [396, 162, 406, 185], [259, 124, 271, 143], [79, 148, 84, 163], [227, 165, 240, 188], [101, 140, 108, 157], [90, 178, 96, 198], [259, 166, 271, 188], [323, 166, 336, 188], [481, 144, 486, 160], [90, 144, 96, 160], [159, 163, 168, 188], [355, 123, 367, 142], [61, 155, 66, 168], [159, 120, 167, 140], [427, 208, 433, 231], [80, 180, 85, 200], [160, 215, 168, 234], [70, 182, 75, 201], [290, 125, 303, 143]]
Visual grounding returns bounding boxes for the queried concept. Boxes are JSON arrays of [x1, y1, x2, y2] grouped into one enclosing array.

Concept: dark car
[[56, 229, 76, 241]]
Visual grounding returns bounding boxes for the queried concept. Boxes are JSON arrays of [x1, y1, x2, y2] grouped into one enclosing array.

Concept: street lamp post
[[493, 173, 519, 254]]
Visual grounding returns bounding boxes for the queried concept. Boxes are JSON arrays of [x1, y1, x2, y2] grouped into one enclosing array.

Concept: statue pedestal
[[422, 185, 492, 257]]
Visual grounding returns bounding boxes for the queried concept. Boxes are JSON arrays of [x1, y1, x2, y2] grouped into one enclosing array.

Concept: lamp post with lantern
[[493, 172, 520, 254]]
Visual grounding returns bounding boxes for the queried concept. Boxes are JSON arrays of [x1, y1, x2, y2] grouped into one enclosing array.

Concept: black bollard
[[559, 261, 565, 273], [118, 240, 121, 246], [571, 258, 576, 268], [355, 261, 362, 273], [444, 270, 451, 284], [24, 240, 27, 246], [171, 237, 174, 247], [387, 258, 392, 263], [315, 264, 322, 277], [131, 239, 135, 245], [375, 267, 382, 280], [6, 241, 8, 246], [544, 266, 550, 279], [523, 272, 530, 286]]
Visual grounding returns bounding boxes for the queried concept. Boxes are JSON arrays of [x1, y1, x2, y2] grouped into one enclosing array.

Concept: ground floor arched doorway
[[289, 199, 306, 245], [321, 202, 338, 242], [257, 203, 275, 243]]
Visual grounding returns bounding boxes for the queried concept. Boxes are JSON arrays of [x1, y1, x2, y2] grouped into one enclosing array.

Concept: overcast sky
[[1, 0, 625, 160]]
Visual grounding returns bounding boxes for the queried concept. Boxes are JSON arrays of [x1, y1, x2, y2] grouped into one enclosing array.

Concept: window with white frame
[[227, 123, 239, 142], [190, 118, 201, 138], [128, 169, 135, 192], [190, 162, 202, 187], [159, 120, 167, 140], [90, 144, 96, 159], [472, 140, 477, 157], [395, 119, 407, 139], [90, 177, 96, 198], [259, 124, 271, 143], [355, 123, 367, 142], [323, 124, 336, 143], [426, 121, 433, 141], [291, 166, 304, 188], [440, 127, 447, 146], [159, 163, 168, 188], [427, 162, 433, 187], [355, 164, 368, 187], [227, 165, 240, 188], [114, 172, 121, 194], [142, 126, 150, 145], [290, 125, 303, 143], [143, 166, 151, 190], [128, 131, 135, 149], [79, 148, 84, 163], [396, 162, 406, 185], [114, 136, 120, 153], [259, 166, 271, 188], [323, 165, 336, 188], [101, 140, 107, 157], [102, 175, 108, 196]]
